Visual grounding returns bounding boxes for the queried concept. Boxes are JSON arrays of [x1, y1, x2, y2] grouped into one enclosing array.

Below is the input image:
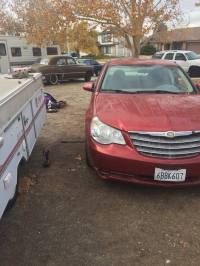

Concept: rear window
[[152, 53, 164, 59], [101, 65, 194, 94], [40, 58, 49, 65]]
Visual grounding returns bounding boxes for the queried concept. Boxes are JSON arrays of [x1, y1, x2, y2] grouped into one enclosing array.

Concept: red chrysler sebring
[[83, 58, 200, 186]]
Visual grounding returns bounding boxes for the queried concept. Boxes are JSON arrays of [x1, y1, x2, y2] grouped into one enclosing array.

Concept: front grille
[[129, 131, 200, 159]]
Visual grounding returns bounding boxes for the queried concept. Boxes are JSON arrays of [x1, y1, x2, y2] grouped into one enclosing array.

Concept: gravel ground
[[1, 80, 200, 266]]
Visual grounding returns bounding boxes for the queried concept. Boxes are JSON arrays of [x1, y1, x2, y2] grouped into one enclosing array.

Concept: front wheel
[[188, 66, 200, 78], [85, 73, 92, 82], [49, 74, 58, 85]]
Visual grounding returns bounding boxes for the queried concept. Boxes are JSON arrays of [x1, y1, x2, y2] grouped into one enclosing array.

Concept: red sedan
[[83, 58, 200, 186]]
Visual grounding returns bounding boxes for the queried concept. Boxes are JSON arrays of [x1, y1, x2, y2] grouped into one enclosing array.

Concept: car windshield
[[40, 58, 49, 65], [185, 52, 199, 60], [101, 65, 195, 94]]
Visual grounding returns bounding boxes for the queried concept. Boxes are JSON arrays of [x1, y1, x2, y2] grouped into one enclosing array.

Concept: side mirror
[[83, 82, 94, 92]]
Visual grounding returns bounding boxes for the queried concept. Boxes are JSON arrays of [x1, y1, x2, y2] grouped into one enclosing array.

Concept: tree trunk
[[124, 34, 141, 58], [132, 36, 141, 58], [124, 34, 135, 57]]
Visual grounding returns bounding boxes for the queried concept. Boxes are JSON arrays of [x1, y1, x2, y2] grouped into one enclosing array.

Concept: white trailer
[[0, 73, 46, 218], [0, 35, 61, 74]]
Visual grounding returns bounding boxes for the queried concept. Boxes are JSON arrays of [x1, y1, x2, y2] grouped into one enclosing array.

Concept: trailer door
[[0, 41, 10, 74]]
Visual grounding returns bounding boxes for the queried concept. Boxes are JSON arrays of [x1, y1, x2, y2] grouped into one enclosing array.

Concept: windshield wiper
[[102, 90, 134, 94], [139, 90, 181, 94]]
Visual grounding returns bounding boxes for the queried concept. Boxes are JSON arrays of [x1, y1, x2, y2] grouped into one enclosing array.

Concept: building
[[150, 27, 200, 54], [97, 32, 132, 57]]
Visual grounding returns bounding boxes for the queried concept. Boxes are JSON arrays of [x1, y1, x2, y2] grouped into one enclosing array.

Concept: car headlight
[[90, 117, 126, 145]]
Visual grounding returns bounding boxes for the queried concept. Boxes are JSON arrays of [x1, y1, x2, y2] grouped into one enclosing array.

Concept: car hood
[[189, 59, 200, 65], [95, 93, 200, 132]]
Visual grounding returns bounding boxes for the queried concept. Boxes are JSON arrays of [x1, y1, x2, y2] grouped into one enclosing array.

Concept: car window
[[56, 58, 66, 65], [67, 58, 76, 65], [100, 65, 194, 94], [164, 53, 174, 60], [77, 59, 84, 64], [175, 53, 186, 61], [84, 60, 90, 65], [91, 60, 98, 65], [152, 53, 164, 59], [40, 58, 49, 65]]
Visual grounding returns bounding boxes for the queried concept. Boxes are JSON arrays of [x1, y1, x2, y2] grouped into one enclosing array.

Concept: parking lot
[[1, 80, 200, 266]]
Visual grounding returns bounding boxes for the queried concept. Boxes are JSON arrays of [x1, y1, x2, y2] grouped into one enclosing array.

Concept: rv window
[[11, 47, 22, 57], [47, 47, 58, 55], [0, 43, 6, 56], [33, 47, 42, 56]]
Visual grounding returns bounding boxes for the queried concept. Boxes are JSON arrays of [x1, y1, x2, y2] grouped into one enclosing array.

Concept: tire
[[85, 73, 92, 82], [49, 74, 58, 85], [188, 66, 200, 78]]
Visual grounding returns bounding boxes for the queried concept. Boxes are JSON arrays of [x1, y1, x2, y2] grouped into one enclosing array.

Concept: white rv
[[0, 73, 46, 218], [0, 35, 61, 74]]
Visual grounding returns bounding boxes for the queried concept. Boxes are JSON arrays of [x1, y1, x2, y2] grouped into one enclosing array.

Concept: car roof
[[49, 55, 74, 64], [156, 50, 192, 54], [107, 58, 177, 67]]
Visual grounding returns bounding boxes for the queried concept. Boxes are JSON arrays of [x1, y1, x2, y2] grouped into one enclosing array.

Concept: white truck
[[0, 35, 61, 74], [0, 73, 46, 218], [152, 50, 200, 76]]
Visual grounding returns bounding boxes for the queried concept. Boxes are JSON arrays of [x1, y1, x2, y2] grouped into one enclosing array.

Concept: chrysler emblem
[[165, 131, 175, 138]]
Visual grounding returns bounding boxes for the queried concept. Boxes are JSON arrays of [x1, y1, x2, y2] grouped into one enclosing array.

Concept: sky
[[180, 0, 200, 27]]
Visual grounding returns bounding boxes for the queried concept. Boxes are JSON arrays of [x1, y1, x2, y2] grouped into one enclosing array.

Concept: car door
[[174, 53, 190, 72], [65, 57, 86, 79], [55, 57, 67, 80]]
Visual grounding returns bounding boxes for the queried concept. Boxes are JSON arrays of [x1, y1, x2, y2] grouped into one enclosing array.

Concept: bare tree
[[72, 0, 181, 57]]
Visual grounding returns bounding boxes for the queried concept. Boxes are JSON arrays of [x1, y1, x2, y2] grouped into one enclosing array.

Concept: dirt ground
[[1, 80, 200, 266]]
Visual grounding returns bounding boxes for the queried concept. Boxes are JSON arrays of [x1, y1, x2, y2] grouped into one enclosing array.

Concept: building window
[[11, 47, 22, 57], [104, 46, 111, 55], [0, 43, 6, 56], [102, 34, 112, 43], [47, 47, 58, 55], [32, 47, 42, 56], [172, 42, 183, 50]]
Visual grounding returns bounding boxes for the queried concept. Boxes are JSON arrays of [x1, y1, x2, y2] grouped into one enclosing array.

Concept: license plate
[[154, 168, 186, 182]]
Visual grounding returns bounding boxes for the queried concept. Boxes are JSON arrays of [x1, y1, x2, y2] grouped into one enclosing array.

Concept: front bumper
[[88, 138, 200, 187]]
